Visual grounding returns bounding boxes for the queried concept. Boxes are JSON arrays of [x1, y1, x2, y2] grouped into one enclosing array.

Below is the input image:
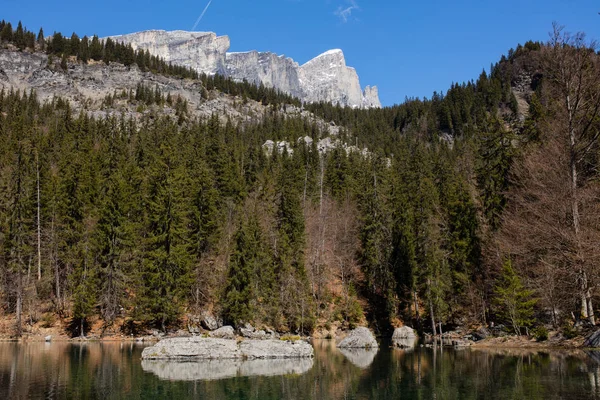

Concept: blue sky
[[2, 0, 600, 106]]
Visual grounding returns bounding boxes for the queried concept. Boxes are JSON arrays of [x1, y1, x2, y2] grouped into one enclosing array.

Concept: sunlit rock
[[141, 337, 313, 360], [338, 327, 378, 349], [392, 327, 417, 349]]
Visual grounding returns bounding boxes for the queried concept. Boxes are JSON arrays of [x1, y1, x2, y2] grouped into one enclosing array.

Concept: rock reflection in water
[[338, 347, 378, 369], [141, 357, 314, 381], [392, 337, 417, 350]]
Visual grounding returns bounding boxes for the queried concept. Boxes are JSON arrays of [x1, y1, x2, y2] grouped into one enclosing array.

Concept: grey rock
[[200, 310, 222, 331], [109, 30, 229, 75], [338, 348, 378, 369], [141, 337, 314, 360], [142, 337, 241, 360], [141, 357, 314, 381], [209, 326, 236, 339], [106, 30, 380, 108], [44, 335, 52, 342], [338, 327, 378, 349], [239, 339, 314, 359], [471, 328, 490, 341], [392, 327, 417, 348], [392, 326, 416, 339]]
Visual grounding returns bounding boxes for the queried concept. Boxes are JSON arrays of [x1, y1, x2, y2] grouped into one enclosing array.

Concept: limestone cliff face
[[110, 30, 230, 75], [224, 51, 303, 100], [300, 49, 363, 107], [107, 30, 381, 108]]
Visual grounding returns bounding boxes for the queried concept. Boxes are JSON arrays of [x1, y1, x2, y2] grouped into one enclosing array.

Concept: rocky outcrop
[[338, 327, 378, 349], [209, 326, 235, 339], [141, 358, 314, 381], [107, 30, 380, 108], [141, 337, 313, 360], [239, 323, 280, 339], [392, 326, 417, 348], [200, 311, 222, 331]]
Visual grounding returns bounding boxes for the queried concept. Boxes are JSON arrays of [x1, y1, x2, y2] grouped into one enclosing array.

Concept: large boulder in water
[[338, 327, 378, 349], [141, 337, 313, 360], [392, 326, 417, 348]]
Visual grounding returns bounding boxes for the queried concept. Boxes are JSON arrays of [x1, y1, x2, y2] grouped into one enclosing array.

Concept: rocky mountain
[[108, 30, 381, 108]]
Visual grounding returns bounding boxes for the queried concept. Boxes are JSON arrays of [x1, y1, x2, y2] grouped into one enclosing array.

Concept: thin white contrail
[[191, 0, 214, 31]]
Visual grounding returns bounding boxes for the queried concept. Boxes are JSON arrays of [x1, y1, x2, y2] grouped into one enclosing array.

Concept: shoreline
[[0, 331, 593, 351]]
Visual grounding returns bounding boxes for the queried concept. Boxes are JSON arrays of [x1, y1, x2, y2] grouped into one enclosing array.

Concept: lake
[[0, 340, 599, 399]]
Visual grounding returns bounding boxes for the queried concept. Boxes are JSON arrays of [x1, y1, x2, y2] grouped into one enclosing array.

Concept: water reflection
[[0, 341, 598, 399], [337, 348, 378, 369], [391, 337, 417, 349], [141, 358, 314, 381]]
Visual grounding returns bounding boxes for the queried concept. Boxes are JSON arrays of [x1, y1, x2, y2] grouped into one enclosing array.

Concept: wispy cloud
[[191, 0, 214, 31], [334, 0, 360, 23]]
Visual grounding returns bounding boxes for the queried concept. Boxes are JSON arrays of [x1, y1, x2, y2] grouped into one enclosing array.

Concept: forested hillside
[[1, 20, 599, 339]]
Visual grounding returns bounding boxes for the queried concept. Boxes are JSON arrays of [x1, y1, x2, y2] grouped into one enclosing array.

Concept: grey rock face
[[110, 30, 230, 75], [107, 30, 380, 108], [392, 326, 417, 348], [141, 337, 314, 360], [200, 310, 222, 331], [392, 326, 416, 339], [338, 327, 378, 349], [338, 348, 378, 369], [142, 337, 239, 360], [239, 340, 313, 359], [141, 357, 314, 381], [225, 51, 303, 99], [209, 326, 236, 339]]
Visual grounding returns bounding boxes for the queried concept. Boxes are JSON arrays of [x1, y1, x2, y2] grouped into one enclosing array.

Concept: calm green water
[[0, 340, 599, 399]]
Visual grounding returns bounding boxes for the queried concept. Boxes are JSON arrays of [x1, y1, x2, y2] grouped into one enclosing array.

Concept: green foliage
[[532, 326, 549, 342], [494, 259, 537, 335], [222, 214, 267, 326]]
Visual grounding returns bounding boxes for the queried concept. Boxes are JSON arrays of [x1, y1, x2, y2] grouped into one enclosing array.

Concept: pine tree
[[222, 214, 266, 326], [36, 28, 44, 50], [275, 154, 313, 332], [494, 259, 536, 335], [137, 145, 192, 332]]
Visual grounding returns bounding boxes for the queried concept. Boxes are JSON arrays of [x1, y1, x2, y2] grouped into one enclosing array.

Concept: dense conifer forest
[[1, 20, 600, 339]]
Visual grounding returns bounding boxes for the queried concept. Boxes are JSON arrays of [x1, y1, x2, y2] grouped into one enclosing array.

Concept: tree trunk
[[413, 290, 420, 330], [568, 95, 592, 323], [15, 274, 22, 337]]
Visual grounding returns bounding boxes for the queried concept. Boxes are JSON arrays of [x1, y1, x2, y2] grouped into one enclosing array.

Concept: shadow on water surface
[[0, 340, 599, 399]]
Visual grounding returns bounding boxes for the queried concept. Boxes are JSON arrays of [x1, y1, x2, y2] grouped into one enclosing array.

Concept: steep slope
[[107, 30, 381, 108]]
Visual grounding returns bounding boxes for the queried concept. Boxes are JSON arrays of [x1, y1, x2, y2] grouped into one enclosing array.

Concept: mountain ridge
[[107, 29, 381, 108]]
